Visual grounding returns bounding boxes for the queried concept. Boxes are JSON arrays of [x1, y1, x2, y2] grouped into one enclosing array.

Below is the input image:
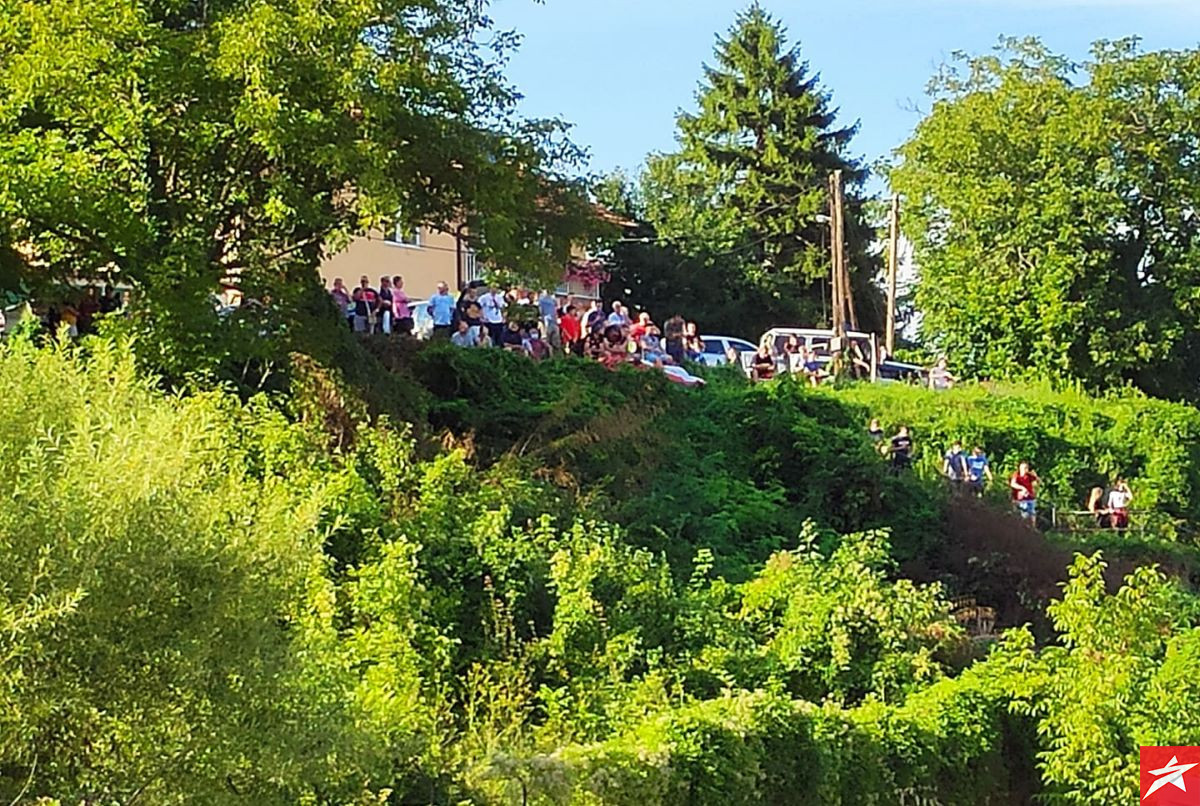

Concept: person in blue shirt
[[428, 281, 456, 338], [965, 445, 993, 497]]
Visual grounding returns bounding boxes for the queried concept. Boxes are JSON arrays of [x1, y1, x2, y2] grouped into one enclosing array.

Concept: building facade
[[318, 222, 606, 303], [318, 223, 479, 301]]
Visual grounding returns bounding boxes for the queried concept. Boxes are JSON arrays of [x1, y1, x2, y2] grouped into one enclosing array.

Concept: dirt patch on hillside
[[901, 495, 1198, 640]]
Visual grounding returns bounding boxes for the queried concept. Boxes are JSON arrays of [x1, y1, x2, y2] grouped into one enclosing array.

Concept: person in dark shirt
[[752, 342, 776, 381], [943, 440, 969, 487], [663, 314, 686, 363], [890, 426, 913, 472], [965, 446, 994, 496]]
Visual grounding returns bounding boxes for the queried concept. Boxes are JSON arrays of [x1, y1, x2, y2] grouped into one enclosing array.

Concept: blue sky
[[490, 0, 1200, 181]]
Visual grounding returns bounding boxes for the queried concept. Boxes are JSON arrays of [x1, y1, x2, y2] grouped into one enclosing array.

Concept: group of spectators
[[748, 334, 885, 386], [869, 420, 1137, 529], [1, 285, 129, 339], [328, 276, 710, 384], [330, 275, 418, 336], [1086, 480, 1135, 529]]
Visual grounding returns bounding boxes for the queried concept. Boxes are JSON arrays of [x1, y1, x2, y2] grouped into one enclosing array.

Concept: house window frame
[[463, 248, 480, 283], [384, 221, 422, 248]]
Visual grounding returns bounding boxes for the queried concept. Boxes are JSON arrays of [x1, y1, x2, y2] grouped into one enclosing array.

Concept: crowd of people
[[329, 275, 711, 385], [867, 420, 1137, 530], [0, 285, 129, 339]]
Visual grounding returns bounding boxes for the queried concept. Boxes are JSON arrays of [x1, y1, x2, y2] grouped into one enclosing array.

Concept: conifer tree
[[643, 5, 877, 332]]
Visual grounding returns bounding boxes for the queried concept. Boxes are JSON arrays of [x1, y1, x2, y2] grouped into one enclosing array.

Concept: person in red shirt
[[1009, 461, 1039, 523], [560, 305, 583, 356], [629, 311, 653, 343]]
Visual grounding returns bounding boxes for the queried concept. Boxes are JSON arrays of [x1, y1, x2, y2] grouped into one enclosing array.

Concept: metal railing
[[1046, 507, 1181, 541]]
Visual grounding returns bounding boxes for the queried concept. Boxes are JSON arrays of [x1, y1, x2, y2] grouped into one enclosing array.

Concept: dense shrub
[[834, 380, 1200, 530], [0, 339, 382, 803], [407, 345, 942, 573]]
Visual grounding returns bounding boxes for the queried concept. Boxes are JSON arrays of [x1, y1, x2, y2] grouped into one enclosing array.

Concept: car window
[[729, 339, 757, 352], [702, 339, 724, 354]]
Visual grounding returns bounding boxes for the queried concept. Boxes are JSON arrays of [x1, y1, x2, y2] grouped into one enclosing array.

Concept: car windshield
[[702, 339, 724, 354]]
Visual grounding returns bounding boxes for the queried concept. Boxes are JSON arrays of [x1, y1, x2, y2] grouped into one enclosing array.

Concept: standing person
[[479, 285, 507, 347], [560, 305, 583, 356], [353, 275, 377, 333], [455, 285, 478, 329], [867, 418, 885, 446], [663, 314, 686, 364], [428, 281, 456, 339], [1087, 487, 1111, 529], [965, 445, 994, 496], [943, 440, 969, 489], [889, 426, 913, 472], [330, 278, 352, 329], [538, 290, 560, 348], [391, 276, 413, 335], [377, 277, 394, 335], [929, 357, 956, 390], [1107, 479, 1133, 529], [1009, 461, 1039, 524], [585, 300, 605, 332], [607, 301, 630, 328]]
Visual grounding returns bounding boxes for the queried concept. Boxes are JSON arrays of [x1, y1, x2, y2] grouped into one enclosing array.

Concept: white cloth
[[1108, 488, 1132, 509]]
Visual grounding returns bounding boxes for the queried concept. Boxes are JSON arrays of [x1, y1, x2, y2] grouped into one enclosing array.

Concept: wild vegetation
[[2, 1, 1200, 803], [2, 337, 1198, 804]]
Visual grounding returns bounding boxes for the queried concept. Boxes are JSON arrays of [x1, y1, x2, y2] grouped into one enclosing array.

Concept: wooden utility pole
[[829, 170, 856, 334], [828, 173, 843, 335], [885, 194, 900, 356]]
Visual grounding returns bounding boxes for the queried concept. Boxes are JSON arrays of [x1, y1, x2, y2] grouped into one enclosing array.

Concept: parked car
[[698, 334, 758, 367], [759, 327, 927, 383]]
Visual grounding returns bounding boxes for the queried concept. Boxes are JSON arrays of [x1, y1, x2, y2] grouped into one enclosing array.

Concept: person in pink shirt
[[391, 275, 413, 335]]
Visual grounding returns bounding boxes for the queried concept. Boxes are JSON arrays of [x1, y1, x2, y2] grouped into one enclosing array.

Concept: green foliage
[[0, 338, 380, 803], [834, 380, 1200, 531], [513, 676, 1018, 806], [406, 344, 939, 572], [623, 6, 879, 337], [991, 554, 1200, 804], [892, 38, 1200, 399], [0, 0, 599, 381]]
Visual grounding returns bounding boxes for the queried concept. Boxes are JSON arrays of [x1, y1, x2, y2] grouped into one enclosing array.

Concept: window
[[384, 222, 421, 247], [463, 248, 479, 283], [702, 339, 724, 355]]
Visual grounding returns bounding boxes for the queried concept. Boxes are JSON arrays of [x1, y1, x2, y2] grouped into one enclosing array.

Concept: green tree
[[0, 0, 597, 379], [640, 5, 879, 336], [892, 37, 1200, 398], [994, 553, 1200, 805]]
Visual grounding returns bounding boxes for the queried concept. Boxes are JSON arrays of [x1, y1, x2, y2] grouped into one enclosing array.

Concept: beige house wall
[[319, 225, 602, 301], [319, 226, 463, 300]]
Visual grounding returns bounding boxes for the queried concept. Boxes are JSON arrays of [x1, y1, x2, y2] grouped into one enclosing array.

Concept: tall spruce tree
[[642, 5, 877, 335]]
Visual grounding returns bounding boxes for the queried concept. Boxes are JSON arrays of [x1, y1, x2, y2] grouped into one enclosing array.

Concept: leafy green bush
[[834, 380, 1200, 532], [0, 338, 382, 803]]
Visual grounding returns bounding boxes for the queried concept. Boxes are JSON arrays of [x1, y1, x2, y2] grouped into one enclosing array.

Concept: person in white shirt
[[607, 301, 630, 327], [479, 286, 507, 346], [1107, 479, 1133, 529]]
